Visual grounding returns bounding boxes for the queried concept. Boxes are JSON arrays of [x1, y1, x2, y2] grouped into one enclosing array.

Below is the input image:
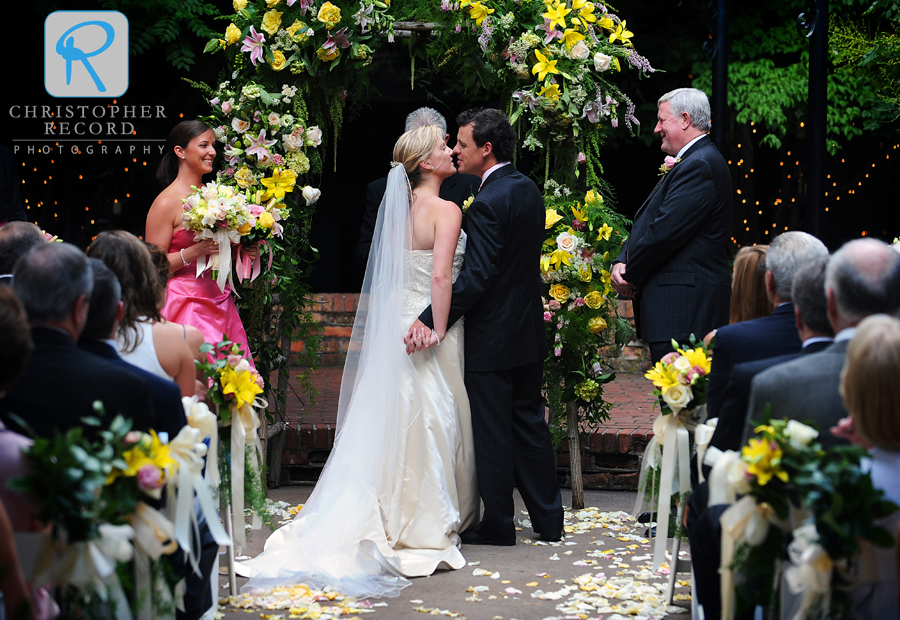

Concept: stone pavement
[[275, 371, 659, 490], [217, 487, 692, 619]]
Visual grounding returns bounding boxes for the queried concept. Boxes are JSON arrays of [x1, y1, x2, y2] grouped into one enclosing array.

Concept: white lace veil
[[239, 163, 417, 598]]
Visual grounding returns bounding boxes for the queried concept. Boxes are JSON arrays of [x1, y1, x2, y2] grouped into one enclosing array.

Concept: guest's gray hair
[[658, 88, 712, 132], [767, 231, 828, 301], [13, 242, 93, 323], [826, 238, 900, 323], [791, 255, 833, 336], [405, 107, 447, 134]]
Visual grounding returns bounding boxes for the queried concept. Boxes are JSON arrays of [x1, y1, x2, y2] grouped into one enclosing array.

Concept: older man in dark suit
[[704, 231, 828, 419], [355, 107, 480, 270], [611, 88, 732, 362], [0, 243, 155, 437], [407, 108, 563, 546], [745, 238, 900, 444]]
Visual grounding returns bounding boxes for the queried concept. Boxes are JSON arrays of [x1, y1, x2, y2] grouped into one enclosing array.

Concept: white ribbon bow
[[784, 523, 834, 620], [195, 228, 240, 294], [222, 396, 267, 551]]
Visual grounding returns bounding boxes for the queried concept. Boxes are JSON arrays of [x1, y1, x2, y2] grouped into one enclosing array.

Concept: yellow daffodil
[[545, 208, 564, 229], [573, 0, 597, 24], [645, 361, 680, 392], [597, 223, 613, 241], [562, 28, 585, 50], [222, 366, 264, 410], [549, 283, 571, 302], [539, 83, 561, 101], [571, 204, 586, 221], [469, 1, 495, 26], [680, 347, 711, 375], [742, 438, 789, 486], [542, 3, 571, 31], [532, 49, 559, 81], [260, 168, 297, 200], [609, 20, 634, 46], [550, 249, 572, 268]]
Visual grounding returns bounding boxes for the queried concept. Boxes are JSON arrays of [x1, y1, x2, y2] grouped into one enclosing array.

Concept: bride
[[236, 124, 478, 597]]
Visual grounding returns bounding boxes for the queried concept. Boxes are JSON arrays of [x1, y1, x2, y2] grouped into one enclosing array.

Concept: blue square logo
[[45, 11, 129, 98]]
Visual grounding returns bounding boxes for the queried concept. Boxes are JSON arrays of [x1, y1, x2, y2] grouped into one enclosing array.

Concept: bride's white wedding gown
[[236, 231, 478, 598]]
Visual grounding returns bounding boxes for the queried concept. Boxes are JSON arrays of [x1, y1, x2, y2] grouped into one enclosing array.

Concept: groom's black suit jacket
[[419, 164, 547, 372], [616, 135, 732, 345]]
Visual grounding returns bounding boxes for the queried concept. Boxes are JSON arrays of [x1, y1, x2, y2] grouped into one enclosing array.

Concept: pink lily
[[246, 129, 277, 161], [240, 26, 266, 66], [299, 0, 314, 15], [323, 27, 352, 50], [535, 18, 564, 45]]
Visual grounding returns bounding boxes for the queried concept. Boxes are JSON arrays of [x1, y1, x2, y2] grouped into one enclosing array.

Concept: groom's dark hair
[[457, 108, 516, 163]]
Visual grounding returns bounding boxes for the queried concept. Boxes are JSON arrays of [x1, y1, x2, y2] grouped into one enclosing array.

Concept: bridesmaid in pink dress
[[145, 120, 257, 365]]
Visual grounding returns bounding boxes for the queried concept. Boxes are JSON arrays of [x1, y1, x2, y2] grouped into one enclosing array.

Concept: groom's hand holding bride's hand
[[404, 319, 439, 354]]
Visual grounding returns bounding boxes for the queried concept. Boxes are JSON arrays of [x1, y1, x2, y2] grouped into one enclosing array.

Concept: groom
[[407, 108, 563, 545]]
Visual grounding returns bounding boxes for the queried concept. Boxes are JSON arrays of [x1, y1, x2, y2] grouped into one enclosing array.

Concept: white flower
[[231, 118, 250, 134], [672, 355, 692, 375], [556, 231, 577, 254], [283, 127, 305, 152], [662, 383, 693, 412], [234, 359, 252, 375], [593, 52, 613, 72], [569, 41, 590, 60], [726, 458, 751, 496], [305, 126, 323, 147], [302, 185, 321, 206], [267, 112, 281, 128], [785, 420, 819, 448]]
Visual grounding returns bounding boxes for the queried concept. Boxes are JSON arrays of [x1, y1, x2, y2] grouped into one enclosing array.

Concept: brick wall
[[297, 294, 649, 369]]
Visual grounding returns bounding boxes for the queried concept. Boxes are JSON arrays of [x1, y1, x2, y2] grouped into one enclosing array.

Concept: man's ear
[[681, 112, 692, 130], [115, 300, 125, 323], [482, 141, 493, 158]]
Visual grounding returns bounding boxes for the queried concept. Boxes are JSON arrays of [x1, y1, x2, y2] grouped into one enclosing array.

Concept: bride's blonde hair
[[392, 124, 443, 189]]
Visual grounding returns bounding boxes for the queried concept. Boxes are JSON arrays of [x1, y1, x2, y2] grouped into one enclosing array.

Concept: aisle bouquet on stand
[[637, 335, 712, 570], [8, 411, 216, 619], [197, 338, 269, 550], [712, 417, 897, 620]]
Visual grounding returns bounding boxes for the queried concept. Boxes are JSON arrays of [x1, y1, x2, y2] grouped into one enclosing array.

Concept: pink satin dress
[[162, 228, 255, 367]]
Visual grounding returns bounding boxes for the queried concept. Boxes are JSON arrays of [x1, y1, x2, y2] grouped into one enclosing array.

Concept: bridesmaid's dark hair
[[156, 120, 213, 187], [86, 231, 165, 352]]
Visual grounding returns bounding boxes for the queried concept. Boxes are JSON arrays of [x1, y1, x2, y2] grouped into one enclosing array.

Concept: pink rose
[[137, 464, 163, 493], [692, 364, 707, 377], [544, 311, 553, 322], [221, 100, 233, 114], [123, 431, 142, 446], [664, 155, 678, 171], [272, 153, 285, 166], [226, 354, 243, 367], [548, 300, 561, 311], [661, 351, 680, 365], [255, 374, 265, 388]]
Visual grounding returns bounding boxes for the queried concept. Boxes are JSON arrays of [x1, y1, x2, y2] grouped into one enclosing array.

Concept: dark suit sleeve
[[623, 157, 720, 288], [418, 197, 504, 330], [355, 180, 383, 270], [705, 327, 734, 420]]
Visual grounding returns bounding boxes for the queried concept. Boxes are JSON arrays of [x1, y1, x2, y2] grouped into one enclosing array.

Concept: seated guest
[[86, 231, 197, 396], [144, 242, 205, 360], [78, 259, 186, 437], [0, 243, 155, 437], [703, 245, 771, 347], [840, 314, 900, 620], [707, 256, 834, 458], [705, 232, 828, 419], [746, 238, 900, 444], [0, 221, 44, 285]]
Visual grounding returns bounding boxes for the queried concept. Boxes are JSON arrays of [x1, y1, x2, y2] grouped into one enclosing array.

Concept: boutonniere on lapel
[[658, 155, 681, 177], [462, 194, 474, 215]]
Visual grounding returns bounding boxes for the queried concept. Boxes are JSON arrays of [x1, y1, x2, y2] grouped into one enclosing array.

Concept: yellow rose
[[224, 23, 241, 46], [584, 291, 603, 309], [259, 212, 275, 229], [585, 189, 603, 204], [545, 208, 564, 229], [286, 19, 308, 42], [234, 167, 255, 189], [238, 222, 253, 235], [587, 316, 607, 334], [261, 9, 283, 36], [266, 0, 281, 6], [270, 50, 287, 71], [317, 46, 341, 61], [317, 1, 342, 28], [578, 264, 592, 282], [549, 284, 570, 303], [233, 0, 248, 10]]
